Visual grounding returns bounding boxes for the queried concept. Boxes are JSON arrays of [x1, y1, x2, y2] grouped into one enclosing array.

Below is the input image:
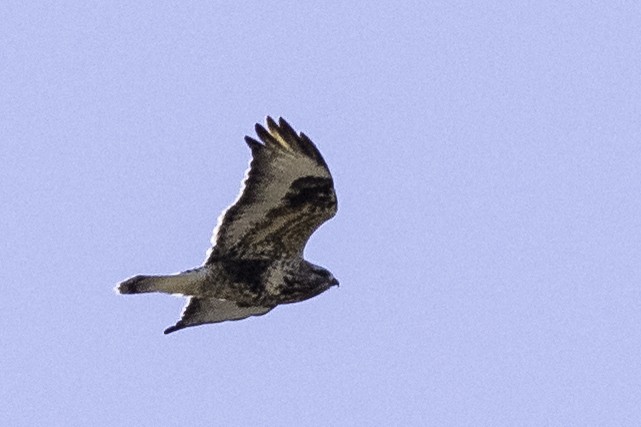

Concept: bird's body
[[116, 117, 338, 334]]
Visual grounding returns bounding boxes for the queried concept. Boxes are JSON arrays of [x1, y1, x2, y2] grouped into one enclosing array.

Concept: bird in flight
[[116, 117, 338, 334]]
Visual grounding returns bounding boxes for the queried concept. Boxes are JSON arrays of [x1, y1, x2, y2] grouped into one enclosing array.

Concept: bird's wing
[[164, 297, 274, 334], [205, 117, 337, 262]]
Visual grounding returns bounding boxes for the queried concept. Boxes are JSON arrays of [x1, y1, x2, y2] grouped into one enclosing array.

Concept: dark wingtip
[[276, 117, 299, 142], [255, 122, 279, 147], [299, 132, 328, 167], [248, 117, 329, 168], [244, 136, 262, 151], [163, 323, 183, 335], [278, 117, 293, 131], [266, 116, 278, 132]]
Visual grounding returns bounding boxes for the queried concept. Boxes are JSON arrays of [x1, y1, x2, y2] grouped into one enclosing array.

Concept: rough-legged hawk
[[116, 117, 338, 334]]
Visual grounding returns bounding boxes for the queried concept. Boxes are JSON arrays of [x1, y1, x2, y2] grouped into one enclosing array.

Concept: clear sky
[[2, 2, 640, 426]]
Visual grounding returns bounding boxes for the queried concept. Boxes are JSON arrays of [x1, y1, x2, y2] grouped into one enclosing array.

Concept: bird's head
[[279, 261, 338, 304], [309, 264, 340, 289]]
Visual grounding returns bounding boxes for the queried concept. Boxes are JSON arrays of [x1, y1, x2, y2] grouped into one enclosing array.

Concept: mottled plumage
[[116, 117, 338, 334]]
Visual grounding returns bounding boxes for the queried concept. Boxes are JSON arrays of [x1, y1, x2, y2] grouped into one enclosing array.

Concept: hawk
[[116, 117, 338, 334]]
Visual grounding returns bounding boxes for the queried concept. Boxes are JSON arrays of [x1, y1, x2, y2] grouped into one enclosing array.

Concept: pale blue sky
[[2, 2, 640, 426]]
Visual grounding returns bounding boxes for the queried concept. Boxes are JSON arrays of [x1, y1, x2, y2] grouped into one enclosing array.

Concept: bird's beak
[[331, 277, 340, 288]]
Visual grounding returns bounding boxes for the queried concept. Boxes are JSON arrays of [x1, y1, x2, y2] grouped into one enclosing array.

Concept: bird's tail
[[116, 269, 206, 296]]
